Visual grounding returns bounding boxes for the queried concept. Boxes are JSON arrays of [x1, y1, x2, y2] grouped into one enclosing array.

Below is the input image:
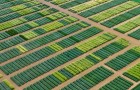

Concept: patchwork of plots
[[47, 0, 140, 40], [1, 0, 140, 90]]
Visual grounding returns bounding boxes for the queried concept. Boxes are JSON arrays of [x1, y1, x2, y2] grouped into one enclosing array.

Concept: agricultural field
[[0, 0, 140, 90]]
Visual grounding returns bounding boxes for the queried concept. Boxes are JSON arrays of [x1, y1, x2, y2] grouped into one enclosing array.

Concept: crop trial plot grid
[[0, 0, 140, 90]]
